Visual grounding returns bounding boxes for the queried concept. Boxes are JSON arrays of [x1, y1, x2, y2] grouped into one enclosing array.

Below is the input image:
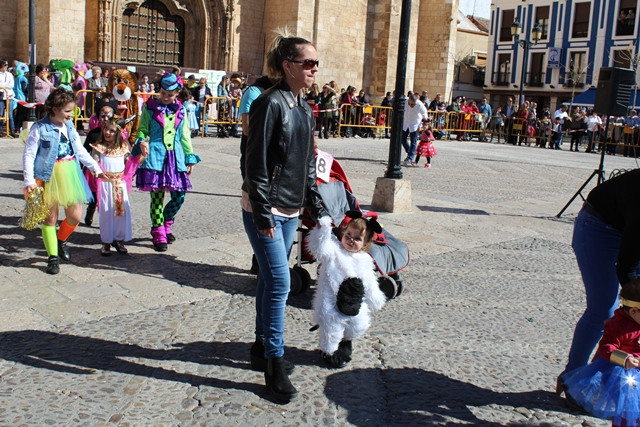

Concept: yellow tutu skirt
[[43, 157, 93, 208]]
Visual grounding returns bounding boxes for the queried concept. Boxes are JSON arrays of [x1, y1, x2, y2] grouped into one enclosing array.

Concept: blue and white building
[[486, 0, 640, 111]]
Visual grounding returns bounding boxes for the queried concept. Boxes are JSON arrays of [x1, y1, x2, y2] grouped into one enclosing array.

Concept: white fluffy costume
[[307, 216, 387, 357]]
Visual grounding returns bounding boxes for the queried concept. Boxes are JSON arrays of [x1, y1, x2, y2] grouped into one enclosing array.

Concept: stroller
[[290, 149, 410, 299], [249, 150, 410, 299]]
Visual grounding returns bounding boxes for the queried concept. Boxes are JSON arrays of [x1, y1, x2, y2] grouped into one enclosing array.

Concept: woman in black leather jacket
[[241, 33, 327, 403]]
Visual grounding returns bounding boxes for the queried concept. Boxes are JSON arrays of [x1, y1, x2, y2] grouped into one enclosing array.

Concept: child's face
[[51, 101, 76, 125], [629, 307, 640, 325], [159, 88, 178, 105], [102, 123, 118, 142], [341, 224, 365, 253]]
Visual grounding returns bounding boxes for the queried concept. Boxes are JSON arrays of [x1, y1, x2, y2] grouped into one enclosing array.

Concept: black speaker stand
[[556, 115, 610, 218]]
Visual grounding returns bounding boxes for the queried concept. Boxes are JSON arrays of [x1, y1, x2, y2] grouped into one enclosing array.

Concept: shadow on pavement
[[417, 205, 490, 216], [0, 330, 318, 401], [326, 367, 573, 426], [0, 214, 315, 309], [0, 169, 25, 183]]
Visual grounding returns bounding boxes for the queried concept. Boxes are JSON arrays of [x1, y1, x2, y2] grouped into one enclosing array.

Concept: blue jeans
[[242, 209, 297, 358], [195, 103, 208, 135], [401, 129, 418, 162], [564, 207, 637, 373]]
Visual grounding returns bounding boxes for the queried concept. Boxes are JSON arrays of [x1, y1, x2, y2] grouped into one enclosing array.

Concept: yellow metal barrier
[[0, 88, 10, 138], [201, 96, 241, 136], [73, 89, 161, 130], [74, 89, 99, 129], [337, 104, 392, 138]]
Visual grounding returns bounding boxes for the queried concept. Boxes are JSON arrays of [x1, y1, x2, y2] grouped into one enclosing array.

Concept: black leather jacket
[[243, 79, 327, 230]]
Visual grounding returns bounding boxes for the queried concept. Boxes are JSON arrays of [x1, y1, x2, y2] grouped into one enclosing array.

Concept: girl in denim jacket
[[22, 88, 104, 274]]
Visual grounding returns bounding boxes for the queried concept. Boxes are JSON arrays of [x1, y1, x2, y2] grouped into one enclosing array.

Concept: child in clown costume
[[306, 211, 387, 368], [562, 279, 640, 427], [132, 73, 201, 251]]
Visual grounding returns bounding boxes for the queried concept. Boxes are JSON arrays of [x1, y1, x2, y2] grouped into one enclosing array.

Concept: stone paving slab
[[1, 134, 634, 425]]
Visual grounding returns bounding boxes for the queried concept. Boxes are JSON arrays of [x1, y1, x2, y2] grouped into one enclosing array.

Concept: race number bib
[[315, 149, 334, 183]]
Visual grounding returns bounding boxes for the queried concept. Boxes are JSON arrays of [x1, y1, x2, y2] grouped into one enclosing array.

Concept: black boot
[[265, 357, 298, 403], [339, 340, 352, 358], [84, 201, 96, 227], [250, 340, 294, 374], [58, 240, 71, 261], [322, 339, 352, 368]]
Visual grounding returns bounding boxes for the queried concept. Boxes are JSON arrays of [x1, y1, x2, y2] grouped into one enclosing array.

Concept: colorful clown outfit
[[132, 74, 201, 251], [563, 304, 640, 427], [23, 115, 103, 266]]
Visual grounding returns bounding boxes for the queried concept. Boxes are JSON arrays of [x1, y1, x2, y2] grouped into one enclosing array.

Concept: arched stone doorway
[[121, 0, 185, 66], [93, 0, 231, 70]]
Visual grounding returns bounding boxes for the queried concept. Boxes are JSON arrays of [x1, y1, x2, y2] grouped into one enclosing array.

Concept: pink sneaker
[[424, 164, 431, 168]]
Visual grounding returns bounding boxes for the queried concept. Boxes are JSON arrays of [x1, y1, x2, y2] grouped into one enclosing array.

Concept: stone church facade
[[1, 0, 459, 98]]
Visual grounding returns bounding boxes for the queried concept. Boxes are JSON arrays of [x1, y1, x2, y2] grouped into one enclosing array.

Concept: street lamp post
[[26, 0, 37, 123], [511, 20, 542, 106]]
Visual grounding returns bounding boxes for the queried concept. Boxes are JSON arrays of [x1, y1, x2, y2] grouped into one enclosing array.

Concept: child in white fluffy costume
[[306, 211, 387, 368]]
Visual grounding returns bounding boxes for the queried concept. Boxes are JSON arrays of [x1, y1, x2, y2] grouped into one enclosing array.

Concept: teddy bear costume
[[306, 215, 387, 360]]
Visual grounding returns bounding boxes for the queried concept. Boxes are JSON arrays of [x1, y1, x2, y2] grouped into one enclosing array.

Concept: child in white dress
[[89, 117, 134, 255]]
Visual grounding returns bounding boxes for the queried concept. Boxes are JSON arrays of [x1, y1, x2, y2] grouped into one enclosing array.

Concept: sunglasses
[[288, 59, 319, 70]]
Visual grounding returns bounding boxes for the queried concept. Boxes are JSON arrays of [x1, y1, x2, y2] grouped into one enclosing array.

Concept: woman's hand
[[186, 165, 194, 175], [23, 185, 36, 200], [259, 228, 275, 239]]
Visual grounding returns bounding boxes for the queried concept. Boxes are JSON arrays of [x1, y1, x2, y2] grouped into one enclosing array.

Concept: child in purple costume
[[131, 73, 201, 251]]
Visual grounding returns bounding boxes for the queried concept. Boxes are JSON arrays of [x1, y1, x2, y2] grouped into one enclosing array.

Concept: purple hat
[[160, 72, 182, 91]]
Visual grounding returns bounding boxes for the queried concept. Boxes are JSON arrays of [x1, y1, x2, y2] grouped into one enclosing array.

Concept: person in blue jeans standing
[[241, 32, 327, 404], [401, 94, 428, 166], [557, 169, 640, 406]]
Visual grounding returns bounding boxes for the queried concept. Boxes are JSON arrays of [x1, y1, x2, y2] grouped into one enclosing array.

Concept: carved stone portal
[[96, 0, 229, 70]]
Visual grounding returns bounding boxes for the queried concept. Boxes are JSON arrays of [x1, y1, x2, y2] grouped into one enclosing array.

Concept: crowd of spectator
[[3, 57, 640, 157]]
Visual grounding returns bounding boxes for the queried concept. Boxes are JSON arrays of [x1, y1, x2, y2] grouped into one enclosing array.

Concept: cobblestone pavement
[[1, 133, 635, 426]]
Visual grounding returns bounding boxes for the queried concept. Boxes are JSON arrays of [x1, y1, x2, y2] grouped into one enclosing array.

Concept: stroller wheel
[[390, 273, 403, 297], [292, 266, 311, 293], [377, 276, 398, 301], [289, 268, 302, 295]]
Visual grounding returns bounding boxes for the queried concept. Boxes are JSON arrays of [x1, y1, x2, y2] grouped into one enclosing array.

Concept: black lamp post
[[26, 0, 36, 122], [384, 0, 412, 179], [511, 20, 542, 106]]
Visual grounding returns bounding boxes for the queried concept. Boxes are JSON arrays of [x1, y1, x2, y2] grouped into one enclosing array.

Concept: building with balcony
[[452, 12, 490, 101], [486, 0, 640, 112]]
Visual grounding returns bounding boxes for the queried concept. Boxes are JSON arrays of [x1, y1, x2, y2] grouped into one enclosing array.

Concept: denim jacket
[[23, 116, 102, 187]]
